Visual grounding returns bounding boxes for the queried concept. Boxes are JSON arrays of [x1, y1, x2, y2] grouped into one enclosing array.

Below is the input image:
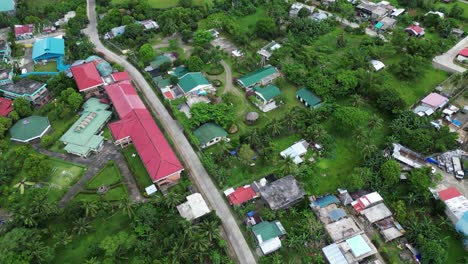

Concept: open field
[[237, 7, 267, 33], [122, 145, 153, 192], [87, 162, 121, 188], [47, 158, 86, 201]]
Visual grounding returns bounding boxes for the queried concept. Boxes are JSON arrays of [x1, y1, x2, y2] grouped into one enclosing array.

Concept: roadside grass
[[87, 162, 121, 188], [103, 184, 128, 200], [121, 145, 153, 192], [34, 61, 58, 72], [51, 212, 131, 264]]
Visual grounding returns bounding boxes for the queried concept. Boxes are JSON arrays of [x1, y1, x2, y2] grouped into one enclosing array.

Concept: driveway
[[84, 1, 257, 263], [433, 36, 468, 73]]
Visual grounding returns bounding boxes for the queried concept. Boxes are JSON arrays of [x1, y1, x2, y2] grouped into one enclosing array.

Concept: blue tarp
[[312, 195, 339, 208], [425, 157, 438, 165], [452, 119, 462, 127]]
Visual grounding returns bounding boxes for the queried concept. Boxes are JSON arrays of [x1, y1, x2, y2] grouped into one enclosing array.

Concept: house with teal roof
[[171, 66, 189, 78], [194, 123, 229, 149], [177, 72, 214, 96], [237, 65, 280, 89], [251, 220, 286, 255], [296, 88, 322, 109], [32, 37, 65, 62], [253, 84, 282, 112], [0, 0, 15, 13], [59, 98, 112, 157]]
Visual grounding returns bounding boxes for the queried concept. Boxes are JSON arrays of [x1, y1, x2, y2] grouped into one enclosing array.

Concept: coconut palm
[[360, 143, 377, 160], [164, 192, 183, 209], [13, 179, 36, 194], [279, 156, 298, 176], [200, 220, 221, 243], [118, 197, 135, 218], [81, 200, 99, 218], [267, 119, 285, 137], [245, 128, 262, 149], [350, 94, 364, 107], [73, 218, 92, 235], [368, 115, 383, 131]]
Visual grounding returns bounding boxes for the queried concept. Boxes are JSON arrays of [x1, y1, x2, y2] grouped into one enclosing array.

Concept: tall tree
[[139, 43, 155, 64], [13, 97, 32, 118]]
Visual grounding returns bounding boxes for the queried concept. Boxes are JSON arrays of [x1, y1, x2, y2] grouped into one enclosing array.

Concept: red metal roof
[[70, 62, 103, 92], [163, 91, 175, 100], [458, 48, 468, 58], [106, 80, 183, 182], [406, 25, 424, 34], [111, 72, 130, 82], [228, 186, 257, 205], [0, 97, 13, 117], [14, 24, 34, 36], [438, 187, 462, 201]]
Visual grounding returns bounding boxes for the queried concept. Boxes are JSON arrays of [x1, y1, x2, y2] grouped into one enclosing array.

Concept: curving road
[[83, 0, 257, 263]]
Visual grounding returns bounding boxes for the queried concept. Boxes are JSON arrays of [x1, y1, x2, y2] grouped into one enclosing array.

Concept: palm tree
[[200, 220, 221, 243], [217, 139, 232, 156], [267, 119, 284, 137], [368, 115, 383, 131], [164, 192, 183, 209], [350, 94, 364, 107], [84, 257, 100, 264], [360, 143, 377, 160], [73, 217, 92, 235], [279, 156, 298, 176], [118, 197, 135, 218], [81, 200, 99, 218], [245, 129, 262, 149], [13, 179, 36, 194]]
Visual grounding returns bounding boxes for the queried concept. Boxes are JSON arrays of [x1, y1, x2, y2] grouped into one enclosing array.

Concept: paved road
[[16, 30, 66, 45], [433, 36, 468, 73], [84, 1, 257, 263]]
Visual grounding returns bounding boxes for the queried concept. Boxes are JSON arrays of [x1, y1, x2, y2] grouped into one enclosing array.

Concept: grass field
[[87, 163, 121, 188], [237, 7, 267, 33], [48, 115, 80, 153], [34, 61, 58, 72], [122, 145, 153, 192], [111, 0, 211, 9], [47, 158, 86, 201]]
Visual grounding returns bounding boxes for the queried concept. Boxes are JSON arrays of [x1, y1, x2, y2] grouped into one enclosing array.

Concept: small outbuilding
[[251, 220, 286, 255], [10, 116, 51, 143], [194, 123, 229, 149], [245, 111, 259, 125], [280, 139, 309, 164], [370, 60, 385, 71], [296, 88, 322, 109], [360, 203, 393, 223]]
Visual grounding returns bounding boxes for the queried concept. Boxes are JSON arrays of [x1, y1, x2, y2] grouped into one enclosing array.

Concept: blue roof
[[456, 211, 468, 246], [312, 195, 339, 208], [32, 38, 65, 61], [329, 208, 347, 222], [0, 0, 15, 12]]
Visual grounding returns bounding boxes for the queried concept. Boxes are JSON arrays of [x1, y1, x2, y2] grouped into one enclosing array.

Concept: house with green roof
[[237, 65, 280, 89], [150, 55, 171, 69], [253, 84, 282, 112], [10, 116, 50, 143], [60, 98, 112, 157], [0, 0, 15, 13], [194, 123, 229, 149], [177, 72, 214, 96], [171, 66, 189, 78], [296, 88, 322, 109], [251, 220, 286, 255], [153, 76, 176, 100]]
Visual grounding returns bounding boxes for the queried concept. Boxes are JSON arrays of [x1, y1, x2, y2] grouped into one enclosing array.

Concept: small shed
[[370, 60, 385, 71], [245, 111, 259, 125], [296, 88, 322, 109], [193, 123, 228, 149], [10, 116, 51, 143]]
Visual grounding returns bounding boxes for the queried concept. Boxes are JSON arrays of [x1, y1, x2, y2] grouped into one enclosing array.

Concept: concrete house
[[194, 122, 229, 149], [14, 24, 34, 40], [32, 37, 65, 62], [257, 41, 282, 61], [177, 193, 211, 221], [70, 62, 104, 97], [0, 0, 15, 13], [251, 221, 287, 255], [253, 84, 282, 112], [237, 66, 280, 89], [59, 98, 112, 158], [104, 25, 126, 39], [10, 116, 51, 143], [253, 175, 305, 210], [177, 72, 215, 96], [0, 79, 51, 106]]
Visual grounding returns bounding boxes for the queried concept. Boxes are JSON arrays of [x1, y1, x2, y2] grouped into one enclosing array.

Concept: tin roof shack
[[360, 203, 393, 224], [351, 191, 384, 213], [254, 175, 305, 210], [337, 234, 378, 263], [251, 220, 287, 255], [322, 243, 349, 264], [325, 217, 362, 243], [392, 143, 426, 169]]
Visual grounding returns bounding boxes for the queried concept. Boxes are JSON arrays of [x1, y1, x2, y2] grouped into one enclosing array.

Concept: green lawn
[[87, 162, 121, 188], [25, 0, 60, 10], [47, 158, 86, 201], [103, 184, 128, 200], [122, 145, 153, 192], [111, 0, 211, 8], [34, 61, 58, 72], [52, 212, 131, 264], [237, 7, 267, 33], [48, 115, 80, 153]]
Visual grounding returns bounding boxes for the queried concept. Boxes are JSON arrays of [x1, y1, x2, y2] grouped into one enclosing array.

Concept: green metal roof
[[251, 221, 284, 242], [254, 84, 281, 101], [153, 76, 171, 88], [178, 72, 209, 93], [375, 22, 384, 29], [10, 116, 50, 142], [59, 98, 111, 156], [0, 0, 15, 12], [193, 123, 227, 145], [172, 66, 189, 78], [238, 66, 278, 88], [296, 88, 322, 108], [150, 55, 171, 69]]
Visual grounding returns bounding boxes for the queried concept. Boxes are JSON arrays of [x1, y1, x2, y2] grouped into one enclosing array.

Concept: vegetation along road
[[84, 0, 257, 263]]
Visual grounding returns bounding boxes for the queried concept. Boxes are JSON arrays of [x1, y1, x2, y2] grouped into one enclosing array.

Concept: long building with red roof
[[105, 80, 184, 187]]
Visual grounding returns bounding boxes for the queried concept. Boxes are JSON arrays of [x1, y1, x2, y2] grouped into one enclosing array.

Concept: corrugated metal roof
[[322, 244, 349, 264]]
